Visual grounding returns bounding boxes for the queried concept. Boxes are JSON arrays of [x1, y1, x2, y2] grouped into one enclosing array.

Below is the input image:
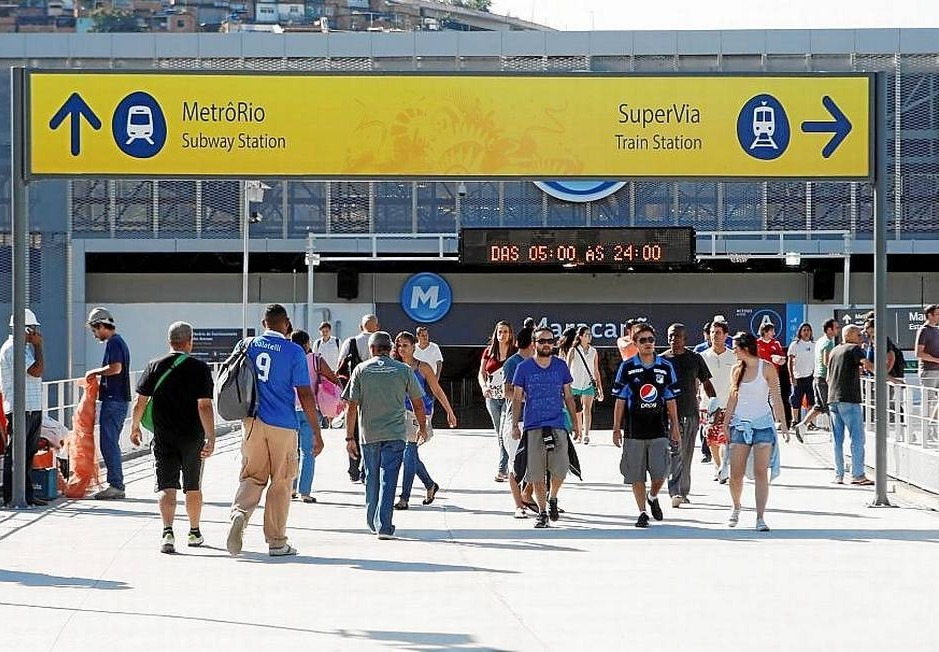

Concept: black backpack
[[887, 338, 906, 378], [216, 338, 258, 420], [337, 336, 363, 385]]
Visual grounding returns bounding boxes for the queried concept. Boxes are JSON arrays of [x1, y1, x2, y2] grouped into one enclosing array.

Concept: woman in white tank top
[[722, 332, 787, 532], [566, 327, 604, 445]]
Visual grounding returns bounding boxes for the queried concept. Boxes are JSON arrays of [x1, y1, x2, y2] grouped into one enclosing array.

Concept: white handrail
[[40, 363, 234, 459], [860, 376, 939, 449]]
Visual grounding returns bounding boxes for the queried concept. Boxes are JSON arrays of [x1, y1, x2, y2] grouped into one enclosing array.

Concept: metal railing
[[40, 363, 234, 460], [860, 376, 939, 449]]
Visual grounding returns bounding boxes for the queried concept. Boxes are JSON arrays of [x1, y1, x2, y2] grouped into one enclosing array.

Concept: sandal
[[422, 482, 440, 505], [850, 477, 875, 486]]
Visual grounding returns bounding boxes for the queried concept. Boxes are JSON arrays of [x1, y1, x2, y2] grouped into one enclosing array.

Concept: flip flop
[[422, 482, 440, 505], [851, 477, 875, 486]]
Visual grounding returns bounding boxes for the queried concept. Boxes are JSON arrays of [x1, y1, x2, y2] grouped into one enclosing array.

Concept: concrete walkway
[[1, 427, 937, 651]]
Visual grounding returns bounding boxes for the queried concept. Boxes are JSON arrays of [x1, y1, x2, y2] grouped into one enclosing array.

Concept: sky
[[489, 0, 939, 31]]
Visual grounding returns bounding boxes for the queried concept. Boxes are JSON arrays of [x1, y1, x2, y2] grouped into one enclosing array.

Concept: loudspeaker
[[336, 268, 359, 300], [813, 270, 836, 301]]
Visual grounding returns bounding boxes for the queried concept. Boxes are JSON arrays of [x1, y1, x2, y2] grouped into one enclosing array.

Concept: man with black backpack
[[337, 314, 378, 482], [226, 304, 323, 557]]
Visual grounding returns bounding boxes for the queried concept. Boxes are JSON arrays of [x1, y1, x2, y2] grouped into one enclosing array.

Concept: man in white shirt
[[413, 326, 444, 378], [312, 321, 341, 372], [699, 320, 735, 480], [1, 309, 46, 506]]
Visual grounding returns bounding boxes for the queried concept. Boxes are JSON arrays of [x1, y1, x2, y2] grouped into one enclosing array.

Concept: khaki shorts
[[525, 427, 569, 483], [620, 437, 669, 484], [405, 410, 434, 443]]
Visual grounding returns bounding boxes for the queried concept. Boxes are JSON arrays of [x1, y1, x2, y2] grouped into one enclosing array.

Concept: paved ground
[[1, 426, 937, 651]]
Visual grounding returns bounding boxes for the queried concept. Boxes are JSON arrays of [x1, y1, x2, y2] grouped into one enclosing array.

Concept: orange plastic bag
[[65, 376, 100, 498]]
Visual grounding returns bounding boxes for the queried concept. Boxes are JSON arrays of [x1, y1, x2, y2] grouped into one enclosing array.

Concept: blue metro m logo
[[400, 273, 453, 324]]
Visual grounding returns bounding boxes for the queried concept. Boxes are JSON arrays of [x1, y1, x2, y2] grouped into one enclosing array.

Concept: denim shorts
[[729, 426, 776, 446]]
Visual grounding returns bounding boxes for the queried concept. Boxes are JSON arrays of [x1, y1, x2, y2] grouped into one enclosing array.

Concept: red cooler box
[[31, 468, 58, 500]]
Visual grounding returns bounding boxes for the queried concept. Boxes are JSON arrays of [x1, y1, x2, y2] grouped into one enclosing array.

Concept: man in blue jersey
[[227, 304, 323, 557], [511, 327, 582, 529], [612, 324, 681, 528]]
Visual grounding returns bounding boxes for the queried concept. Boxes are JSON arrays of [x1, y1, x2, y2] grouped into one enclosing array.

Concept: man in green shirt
[[342, 331, 426, 540]]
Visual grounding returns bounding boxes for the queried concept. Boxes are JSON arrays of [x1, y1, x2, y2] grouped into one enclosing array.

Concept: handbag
[[141, 353, 187, 432], [309, 354, 343, 419], [316, 377, 344, 419], [574, 345, 599, 394]]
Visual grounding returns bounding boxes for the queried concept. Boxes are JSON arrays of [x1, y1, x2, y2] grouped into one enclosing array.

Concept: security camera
[[457, 182, 467, 197]]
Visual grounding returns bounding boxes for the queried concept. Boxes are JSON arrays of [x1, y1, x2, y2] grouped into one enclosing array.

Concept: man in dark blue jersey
[[612, 324, 681, 528]]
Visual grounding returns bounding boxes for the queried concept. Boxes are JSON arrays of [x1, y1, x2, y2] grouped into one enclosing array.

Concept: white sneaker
[[756, 518, 770, 532], [728, 508, 741, 527], [160, 531, 175, 554], [269, 542, 298, 556], [226, 511, 246, 556], [513, 507, 528, 519]]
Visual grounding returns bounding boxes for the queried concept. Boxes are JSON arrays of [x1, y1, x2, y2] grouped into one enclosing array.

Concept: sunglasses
[[535, 338, 555, 345], [637, 336, 656, 344]]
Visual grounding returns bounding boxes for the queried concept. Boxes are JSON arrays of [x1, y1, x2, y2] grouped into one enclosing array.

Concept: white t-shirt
[[700, 346, 736, 407], [414, 341, 444, 374], [568, 345, 597, 391], [788, 339, 815, 379], [312, 336, 341, 372]]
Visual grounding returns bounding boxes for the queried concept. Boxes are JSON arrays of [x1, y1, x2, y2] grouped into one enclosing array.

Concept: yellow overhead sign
[[27, 72, 871, 179]]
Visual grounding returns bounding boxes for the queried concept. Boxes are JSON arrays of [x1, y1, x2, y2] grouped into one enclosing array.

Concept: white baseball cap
[[9, 309, 40, 327]]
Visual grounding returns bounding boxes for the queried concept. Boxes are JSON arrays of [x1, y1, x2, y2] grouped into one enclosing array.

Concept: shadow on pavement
[[396, 525, 939, 544], [236, 551, 518, 573], [0, 570, 130, 590], [341, 629, 506, 651]]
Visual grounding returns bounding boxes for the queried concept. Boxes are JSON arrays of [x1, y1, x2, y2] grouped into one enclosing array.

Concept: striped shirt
[[0, 336, 43, 413]]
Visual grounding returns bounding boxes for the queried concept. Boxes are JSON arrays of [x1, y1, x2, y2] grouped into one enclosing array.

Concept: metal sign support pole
[[872, 72, 891, 507], [10, 67, 28, 509]]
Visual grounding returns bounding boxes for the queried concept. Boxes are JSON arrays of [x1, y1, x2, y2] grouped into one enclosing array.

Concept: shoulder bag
[[574, 346, 599, 394], [141, 353, 188, 432]]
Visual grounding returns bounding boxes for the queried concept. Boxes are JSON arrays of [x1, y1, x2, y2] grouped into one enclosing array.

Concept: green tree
[[449, 0, 492, 12], [89, 9, 142, 33]]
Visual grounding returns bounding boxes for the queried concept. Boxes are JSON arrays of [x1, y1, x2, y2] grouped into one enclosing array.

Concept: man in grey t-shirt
[[915, 304, 939, 434], [342, 331, 426, 539]]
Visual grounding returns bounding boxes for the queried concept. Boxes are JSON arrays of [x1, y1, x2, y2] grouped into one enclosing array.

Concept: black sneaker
[[534, 511, 549, 528], [648, 495, 664, 521], [635, 512, 650, 528], [548, 497, 560, 522]]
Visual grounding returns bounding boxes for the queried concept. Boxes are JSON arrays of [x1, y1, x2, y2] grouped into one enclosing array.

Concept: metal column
[[10, 68, 28, 509], [872, 72, 891, 507]]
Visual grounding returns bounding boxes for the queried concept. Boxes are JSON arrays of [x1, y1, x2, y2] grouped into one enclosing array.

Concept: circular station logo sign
[[534, 181, 626, 203]]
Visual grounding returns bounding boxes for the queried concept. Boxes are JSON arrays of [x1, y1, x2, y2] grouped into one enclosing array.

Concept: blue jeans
[[362, 439, 405, 536], [829, 401, 866, 479], [400, 442, 434, 502], [486, 397, 508, 474], [295, 410, 316, 496], [99, 400, 129, 490]]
